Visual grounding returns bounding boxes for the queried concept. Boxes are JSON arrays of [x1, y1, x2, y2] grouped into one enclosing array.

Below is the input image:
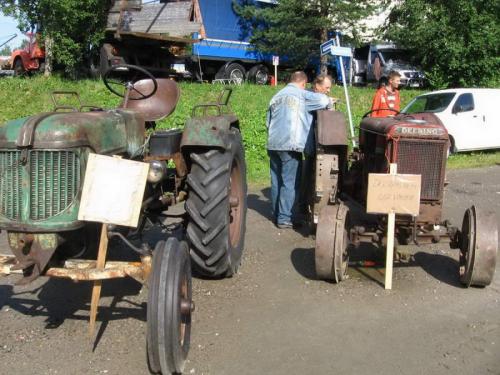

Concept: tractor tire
[[147, 238, 192, 374], [247, 64, 269, 85], [185, 130, 247, 278], [13, 58, 25, 76]]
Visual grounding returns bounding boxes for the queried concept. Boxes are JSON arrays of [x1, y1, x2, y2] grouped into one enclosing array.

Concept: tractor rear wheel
[[147, 238, 192, 374], [459, 205, 498, 287], [185, 130, 247, 278]]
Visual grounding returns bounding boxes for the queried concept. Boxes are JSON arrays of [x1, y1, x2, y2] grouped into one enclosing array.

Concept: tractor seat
[[121, 78, 180, 122]]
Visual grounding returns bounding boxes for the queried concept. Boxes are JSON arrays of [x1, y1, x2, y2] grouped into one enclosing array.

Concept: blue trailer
[[102, 0, 278, 84], [190, 0, 276, 84]]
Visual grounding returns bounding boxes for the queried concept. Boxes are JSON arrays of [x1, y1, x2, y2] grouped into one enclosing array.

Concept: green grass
[[0, 75, 498, 183]]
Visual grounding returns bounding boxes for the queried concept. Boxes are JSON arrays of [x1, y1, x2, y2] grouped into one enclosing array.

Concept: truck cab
[[353, 43, 424, 87]]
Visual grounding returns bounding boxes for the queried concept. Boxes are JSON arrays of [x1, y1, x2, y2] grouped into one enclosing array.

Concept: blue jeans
[[268, 150, 302, 224]]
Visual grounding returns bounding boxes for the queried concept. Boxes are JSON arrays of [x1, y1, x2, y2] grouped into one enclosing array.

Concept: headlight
[[148, 160, 167, 183]]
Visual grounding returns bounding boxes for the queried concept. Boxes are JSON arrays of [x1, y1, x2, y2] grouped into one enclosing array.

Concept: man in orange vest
[[370, 71, 401, 117]]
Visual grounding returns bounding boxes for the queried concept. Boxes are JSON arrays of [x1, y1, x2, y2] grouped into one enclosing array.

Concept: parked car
[[402, 88, 500, 152]]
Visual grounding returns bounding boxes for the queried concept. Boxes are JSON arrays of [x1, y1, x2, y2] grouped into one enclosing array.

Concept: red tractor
[[9, 32, 45, 75]]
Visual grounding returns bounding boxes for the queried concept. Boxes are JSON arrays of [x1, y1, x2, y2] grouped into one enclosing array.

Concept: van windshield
[[379, 49, 410, 63], [402, 93, 456, 114]]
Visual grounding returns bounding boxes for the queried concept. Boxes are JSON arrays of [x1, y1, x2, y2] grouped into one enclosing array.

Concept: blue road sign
[[320, 39, 335, 56]]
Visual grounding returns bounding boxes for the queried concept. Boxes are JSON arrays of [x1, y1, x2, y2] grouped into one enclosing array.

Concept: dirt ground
[[1, 166, 499, 375]]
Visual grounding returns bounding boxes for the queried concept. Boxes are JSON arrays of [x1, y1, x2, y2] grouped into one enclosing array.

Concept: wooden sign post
[[78, 154, 149, 337], [366, 163, 421, 290]]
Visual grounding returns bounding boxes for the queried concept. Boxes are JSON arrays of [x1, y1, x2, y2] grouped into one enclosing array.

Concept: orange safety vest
[[370, 87, 400, 118]]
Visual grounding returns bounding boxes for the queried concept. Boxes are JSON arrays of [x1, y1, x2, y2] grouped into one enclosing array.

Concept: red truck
[[9, 33, 45, 75]]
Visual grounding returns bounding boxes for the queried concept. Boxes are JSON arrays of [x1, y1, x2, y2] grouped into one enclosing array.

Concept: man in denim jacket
[[266, 71, 332, 228]]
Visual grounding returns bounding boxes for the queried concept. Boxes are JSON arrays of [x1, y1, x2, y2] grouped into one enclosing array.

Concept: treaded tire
[[185, 130, 247, 278], [224, 62, 246, 83], [247, 64, 269, 85], [147, 238, 192, 374]]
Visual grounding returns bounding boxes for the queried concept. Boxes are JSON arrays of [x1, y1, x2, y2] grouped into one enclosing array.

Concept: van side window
[[453, 93, 474, 113]]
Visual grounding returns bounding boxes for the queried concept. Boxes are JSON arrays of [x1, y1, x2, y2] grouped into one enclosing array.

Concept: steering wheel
[[103, 64, 158, 100], [362, 108, 400, 118]]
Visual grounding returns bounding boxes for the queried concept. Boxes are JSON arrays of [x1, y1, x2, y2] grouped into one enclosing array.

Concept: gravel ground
[[1, 166, 499, 375]]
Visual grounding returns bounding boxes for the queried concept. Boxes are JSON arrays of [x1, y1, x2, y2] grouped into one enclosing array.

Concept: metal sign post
[[272, 55, 279, 86], [334, 33, 355, 148], [320, 37, 356, 148]]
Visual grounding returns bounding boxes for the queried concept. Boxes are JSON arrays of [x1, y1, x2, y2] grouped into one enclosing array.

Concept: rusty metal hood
[[360, 113, 448, 140], [0, 109, 145, 155]]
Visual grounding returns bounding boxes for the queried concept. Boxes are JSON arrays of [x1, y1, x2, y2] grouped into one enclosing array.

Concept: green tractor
[[0, 65, 248, 374]]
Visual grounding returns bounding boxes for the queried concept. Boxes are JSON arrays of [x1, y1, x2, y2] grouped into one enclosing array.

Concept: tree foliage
[[384, 0, 500, 88], [234, 0, 387, 69], [0, 0, 111, 76]]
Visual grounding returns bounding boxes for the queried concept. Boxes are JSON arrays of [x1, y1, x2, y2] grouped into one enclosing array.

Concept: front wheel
[[13, 58, 25, 76], [185, 130, 248, 278], [147, 238, 192, 374]]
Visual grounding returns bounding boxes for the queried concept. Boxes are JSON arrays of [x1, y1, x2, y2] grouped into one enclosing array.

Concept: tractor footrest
[[46, 259, 151, 282]]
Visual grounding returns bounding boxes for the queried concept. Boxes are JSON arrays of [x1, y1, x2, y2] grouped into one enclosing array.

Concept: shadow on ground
[[290, 246, 463, 288], [247, 187, 272, 221]]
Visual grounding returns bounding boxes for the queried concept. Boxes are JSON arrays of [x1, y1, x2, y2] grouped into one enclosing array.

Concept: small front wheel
[[147, 238, 192, 374]]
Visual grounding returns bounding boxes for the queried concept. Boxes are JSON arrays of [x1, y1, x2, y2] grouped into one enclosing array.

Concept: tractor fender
[[181, 114, 239, 150], [316, 110, 348, 146]]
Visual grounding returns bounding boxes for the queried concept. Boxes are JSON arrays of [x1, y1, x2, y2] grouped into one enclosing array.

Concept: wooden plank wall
[[107, 1, 202, 37]]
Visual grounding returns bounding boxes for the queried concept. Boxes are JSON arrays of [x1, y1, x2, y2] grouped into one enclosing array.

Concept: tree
[[234, 0, 387, 73], [0, 45, 12, 56], [384, 0, 500, 88], [0, 0, 112, 76]]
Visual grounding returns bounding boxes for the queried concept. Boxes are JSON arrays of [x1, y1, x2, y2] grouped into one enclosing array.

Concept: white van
[[402, 88, 500, 152]]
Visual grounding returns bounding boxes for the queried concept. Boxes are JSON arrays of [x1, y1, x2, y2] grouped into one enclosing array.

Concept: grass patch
[[447, 151, 500, 169], [0, 75, 498, 183]]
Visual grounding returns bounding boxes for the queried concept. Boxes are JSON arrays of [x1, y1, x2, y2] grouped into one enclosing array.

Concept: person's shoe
[[276, 222, 293, 229]]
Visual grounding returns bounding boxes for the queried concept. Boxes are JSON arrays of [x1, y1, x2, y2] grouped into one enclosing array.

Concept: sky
[[0, 12, 27, 49]]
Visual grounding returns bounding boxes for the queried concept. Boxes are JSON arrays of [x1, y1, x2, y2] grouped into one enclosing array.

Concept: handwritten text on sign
[[366, 173, 421, 216]]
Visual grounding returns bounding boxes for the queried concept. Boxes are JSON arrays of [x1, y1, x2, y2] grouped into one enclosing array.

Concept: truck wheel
[[13, 59, 25, 76], [224, 63, 246, 84], [185, 130, 247, 278], [147, 238, 192, 374], [247, 64, 269, 85]]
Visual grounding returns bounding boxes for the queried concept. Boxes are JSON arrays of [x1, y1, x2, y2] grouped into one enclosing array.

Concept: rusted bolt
[[181, 299, 195, 314], [229, 196, 239, 207]]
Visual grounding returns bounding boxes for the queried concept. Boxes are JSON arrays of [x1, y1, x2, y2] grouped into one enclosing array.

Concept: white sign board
[[272, 55, 279, 66], [78, 154, 149, 228], [329, 46, 352, 58], [367, 173, 421, 216]]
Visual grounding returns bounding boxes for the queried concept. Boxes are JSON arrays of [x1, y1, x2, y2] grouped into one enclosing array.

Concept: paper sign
[[366, 173, 421, 216], [78, 154, 149, 227], [272, 55, 279, 66]]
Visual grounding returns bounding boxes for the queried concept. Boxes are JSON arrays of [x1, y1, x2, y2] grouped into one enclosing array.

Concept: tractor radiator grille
[[0, 150, 80, 221], [30, 151, 80, 220], [0, 151, 23, 220], [395, 139, 447, 200]]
